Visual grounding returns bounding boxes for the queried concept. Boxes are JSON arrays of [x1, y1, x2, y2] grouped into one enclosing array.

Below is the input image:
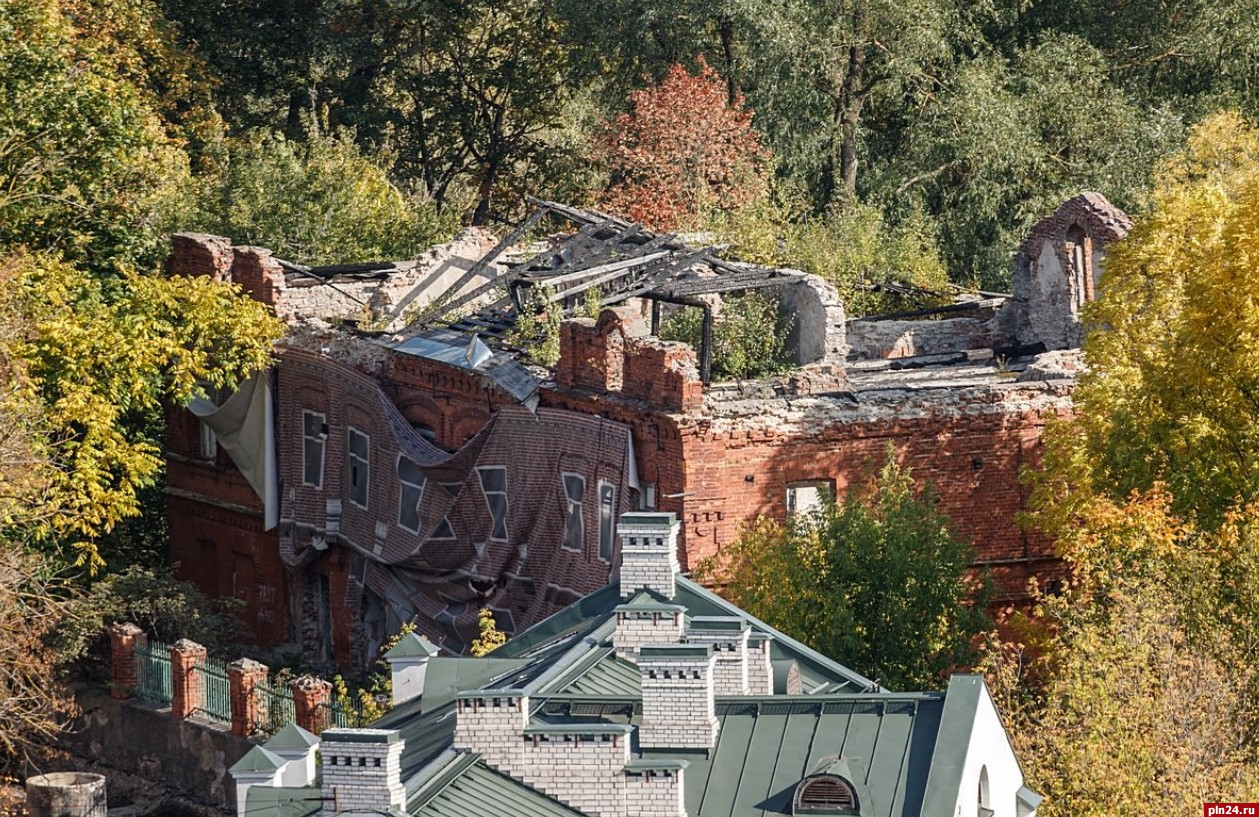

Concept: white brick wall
[[685, 622, 750, 696], [613, 611, 684, 660], [452, 695, 529, 776], [637, 650, 720, 750], [319, 730, 405, 815], [625, 768, 687, 817], [747, 636, 773, 695], [617, 517, 681, 599]]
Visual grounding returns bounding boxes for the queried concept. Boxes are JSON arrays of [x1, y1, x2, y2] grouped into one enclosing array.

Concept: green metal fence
[[133, 640, 172, 703], [325, 696, 372, 729], [256, 679, 297, 734], [193, 655, 232, 724]]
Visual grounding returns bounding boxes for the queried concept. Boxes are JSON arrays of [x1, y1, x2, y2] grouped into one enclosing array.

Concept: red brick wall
[[673, 409, 1066, 602]]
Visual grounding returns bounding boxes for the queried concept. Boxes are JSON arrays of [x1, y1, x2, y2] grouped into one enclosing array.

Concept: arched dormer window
[[978, 765, 993, 817], [793, 773, 859, 814]]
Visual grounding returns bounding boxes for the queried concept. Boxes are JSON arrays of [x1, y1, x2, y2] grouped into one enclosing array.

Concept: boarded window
[[302, 411, 326, 488], [562, 473, 585, 551], [347, 427, 370, 508], [598, 482, 617, 561], [786, 480, 834, 516], [478, 466, 509, 542], [397, 455, 426, 533]]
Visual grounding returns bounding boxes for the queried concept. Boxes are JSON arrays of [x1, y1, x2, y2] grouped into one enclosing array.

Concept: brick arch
[[394, 391, 446, 444], [450, 407, 491, 446]]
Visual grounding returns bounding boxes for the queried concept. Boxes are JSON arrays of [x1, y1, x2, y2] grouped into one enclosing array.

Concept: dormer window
[[793, 773, 858, 814]]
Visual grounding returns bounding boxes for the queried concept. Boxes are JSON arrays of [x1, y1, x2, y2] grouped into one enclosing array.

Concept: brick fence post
[[108, 623, 146, 700], [290, 676, 332, 735], [170, 639, 207, 720], [228, 658, 268, 738]]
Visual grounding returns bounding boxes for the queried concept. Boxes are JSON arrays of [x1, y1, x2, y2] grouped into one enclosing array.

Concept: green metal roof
[[412, 754, 587, 817], [230, 744, 287, 773], [265, 723, 319, 751], [242, 786, 321, 817], [918, 675, 984, 817], [385, 632, 441, 660], [679, 694, 946, 817], [689, 616, 750, 632], [560, 652, 642, 696], [616, 512, 678, 528]]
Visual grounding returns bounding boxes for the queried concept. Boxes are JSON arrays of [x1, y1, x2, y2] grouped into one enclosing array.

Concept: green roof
[[919, 676, 984, 817], [616, 512, 677, 528], [230, 744, 287, 773], [322, 727, 401, 744], [242, 786, 321, 817], [678, 695, 946, 817], [412, 755, 587, 817], [688, 616, 750, 633], [386, 632, 441, 660], [265, 723, 319, 751]]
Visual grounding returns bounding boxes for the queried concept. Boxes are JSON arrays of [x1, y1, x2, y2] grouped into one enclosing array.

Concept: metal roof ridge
[[674, 576, 882, 692], [406, 748, 477, 804], [918, 675, 986, 817], [522, 616, 618, 696]]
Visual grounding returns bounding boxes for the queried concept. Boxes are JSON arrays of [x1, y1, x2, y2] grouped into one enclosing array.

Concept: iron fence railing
[[324, 695, 372, 729], [255, 678, 297, 734], [192, 655, 232, 724], [133, 640, 172, 703]]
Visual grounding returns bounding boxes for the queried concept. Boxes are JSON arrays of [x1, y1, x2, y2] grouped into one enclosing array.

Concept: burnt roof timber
[[546, 252, 674, 304], [657, 271, 804, 298], [601, 248, 718, 306], [509, 219, 619, 274], [409, 204, 550, 327]]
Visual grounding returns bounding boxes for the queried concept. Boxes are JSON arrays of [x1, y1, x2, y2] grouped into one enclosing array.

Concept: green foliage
[[984, 491, 1259, 817], [470, 608, 508, 657], [197, 128, 461, 266], [0, 0, 205, 270], [660, 291, 793, 380], [53, 565, 241, 668], [698, 448, 990, 689], [1, 252, 283, 568], [1029, 112, 1259, 531], [508, 285, 564, 368]]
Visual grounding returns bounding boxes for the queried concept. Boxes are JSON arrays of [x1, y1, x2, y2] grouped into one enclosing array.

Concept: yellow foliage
[[470, 608, 507, 657]]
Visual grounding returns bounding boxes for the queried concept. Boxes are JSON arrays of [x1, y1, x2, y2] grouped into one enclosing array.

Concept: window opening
[[397, 455, 426, 533], [199, 421, 218, 461], [786, 480, 834, 516], [478, 466, 509, 542], [302, 410, 327, 488], [598, 482, 617, 561], [347, 427, 370, 508], [562, 473, 585, 551]]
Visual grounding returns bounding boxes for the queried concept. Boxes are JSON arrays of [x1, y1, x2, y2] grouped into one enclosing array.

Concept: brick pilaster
[[290, 675, 332, 735], [229, 658, 269, 737], [170, 639, 207, 720], [108, 623, 146, 700]]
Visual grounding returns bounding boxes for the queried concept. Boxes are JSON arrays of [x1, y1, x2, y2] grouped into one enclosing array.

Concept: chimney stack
[[613, 597, 685, 661], [746, 632, 774, 695], [319, 728, 406, 815], [686, 617, 750, 695], [637, 644, 719, 750], [229, 746, 284, 817], [384, 631, 440, 707], [262, 723, 319, 787], [618, 512, 681, 599]]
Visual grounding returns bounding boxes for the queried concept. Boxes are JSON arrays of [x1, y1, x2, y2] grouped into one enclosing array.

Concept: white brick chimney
[[637, 644, 719, 750], [686, 617, 750, 696], [319, 728, 405, 815], [613, 598, 685, 661], [452, 690, 529, 776], [747, 632, 774, 695], [229, 745, 284, 817], [625, 759, 689, 817], [618, 512, 681, 599], [383, 631, 440, 706]]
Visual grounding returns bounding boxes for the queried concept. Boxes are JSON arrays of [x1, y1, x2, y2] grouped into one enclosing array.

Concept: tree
[[697, 449, 990, 689], [0, 0, 212, 270], [470, 607, 508, 656], [1, 252, 283, 569], [1029, 112, 1259, 531], [983, 491, 1259, 817], [597, 57, 769, 230], [198, 128, 459, 265], [0, 546, 79, 773]]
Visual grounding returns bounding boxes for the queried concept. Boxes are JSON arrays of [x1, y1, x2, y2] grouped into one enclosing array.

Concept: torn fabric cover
[[188, 373, 279, 529]]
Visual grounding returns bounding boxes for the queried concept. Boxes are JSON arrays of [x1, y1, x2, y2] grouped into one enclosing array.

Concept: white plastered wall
[[952, 682, 1028, 817]]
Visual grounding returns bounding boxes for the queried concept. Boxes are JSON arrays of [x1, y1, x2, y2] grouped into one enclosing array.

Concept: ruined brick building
[[165, 194, 1131, 670]]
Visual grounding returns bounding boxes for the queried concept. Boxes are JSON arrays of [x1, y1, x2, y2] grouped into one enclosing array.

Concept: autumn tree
[[597, 58, 769, 230], [1029, 112, 1259, 531], [698, 450, 989, 689]]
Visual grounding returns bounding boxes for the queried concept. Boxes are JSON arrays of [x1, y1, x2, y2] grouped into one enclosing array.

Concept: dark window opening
[[302, 410, 327, 488], [562, 473, 585, 551], [397, 455, 426, 533], [478, 466, 509, 542], [598, 482, 617, 562], [347, 428, 370, 508]]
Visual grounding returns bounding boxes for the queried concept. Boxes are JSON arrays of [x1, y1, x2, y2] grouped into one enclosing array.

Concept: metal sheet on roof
[[414, 758, 587, 817], [392, 330, 540, 404]]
